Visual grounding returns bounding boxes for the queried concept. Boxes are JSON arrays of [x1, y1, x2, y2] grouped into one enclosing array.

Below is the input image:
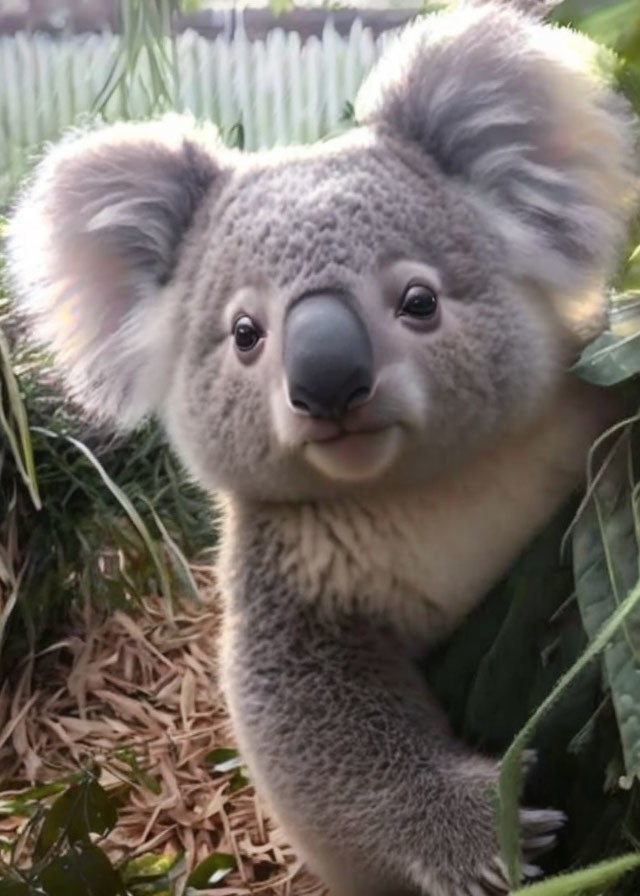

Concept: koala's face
[[165, 132, 564, 501], [10, 3, 635, 503]]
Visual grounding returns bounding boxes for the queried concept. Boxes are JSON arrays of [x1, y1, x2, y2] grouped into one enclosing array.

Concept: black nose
[[283, 294, 374, 419]]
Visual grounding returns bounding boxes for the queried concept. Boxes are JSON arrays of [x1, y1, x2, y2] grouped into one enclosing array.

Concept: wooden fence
[[0, 12, 408, 204]]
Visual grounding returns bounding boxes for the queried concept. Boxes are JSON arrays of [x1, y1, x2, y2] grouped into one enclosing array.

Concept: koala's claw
[[463, 808, 564, 896], [465, 857, 541, 896], [520, 807, 566, 858]]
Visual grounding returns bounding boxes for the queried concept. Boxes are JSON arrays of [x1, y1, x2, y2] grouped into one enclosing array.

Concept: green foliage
[[185, 853, 235, 889], [0, 767, 231, 895], [510, 853, 640, 896], [552, 0, 640, 116], [206, 748, 250, 792], [93, 1, 182, 117], [496, 579, 640, 885], [572, 327, 640, 385], [0, 234, 216, 672], [573, 425, 640, 779]]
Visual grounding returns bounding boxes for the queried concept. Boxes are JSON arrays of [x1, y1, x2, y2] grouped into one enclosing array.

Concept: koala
[[7, 2, 639, 894]]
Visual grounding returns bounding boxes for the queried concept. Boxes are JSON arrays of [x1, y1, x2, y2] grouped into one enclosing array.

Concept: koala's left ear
[[7, 115, 225, 427], [357, 1, 638, 308]]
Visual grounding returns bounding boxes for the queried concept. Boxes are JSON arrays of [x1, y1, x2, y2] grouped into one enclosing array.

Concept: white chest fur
[[223, 381, 613, 643]]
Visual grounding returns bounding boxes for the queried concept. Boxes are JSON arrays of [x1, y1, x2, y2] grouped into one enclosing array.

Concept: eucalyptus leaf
[[571, 329, 640, 386], [115, 748, 162, 795], [228, 769, 250, 793], [0, 779, 82, 808], [35, 781, 117, 859], [573, 431, 640, 778], [122, 851, 185, 885], [206, 748, 243, 773], [186, 853, 235, 889], [496, 576, 640, 885], [38, 844, 125, 896], [0, 878, 35, 896]]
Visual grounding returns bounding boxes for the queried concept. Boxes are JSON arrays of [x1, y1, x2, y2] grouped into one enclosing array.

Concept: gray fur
[[356, 2, 637, 296], [7, 115, 224, 425], [219, 500, 565, 895], [7, 2, 639, 894]]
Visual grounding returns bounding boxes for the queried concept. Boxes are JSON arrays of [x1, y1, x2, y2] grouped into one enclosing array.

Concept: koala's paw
[[463, 807, 566, 896]]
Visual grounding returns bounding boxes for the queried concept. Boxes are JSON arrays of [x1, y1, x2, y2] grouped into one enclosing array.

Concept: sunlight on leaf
[[185, 853, 235, 889]]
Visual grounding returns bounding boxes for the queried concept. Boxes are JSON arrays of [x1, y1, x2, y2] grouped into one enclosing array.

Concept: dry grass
[[0, 567, 325, 896]]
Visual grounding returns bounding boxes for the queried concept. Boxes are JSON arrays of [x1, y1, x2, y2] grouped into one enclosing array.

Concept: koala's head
[[8, 2, 638, 501]]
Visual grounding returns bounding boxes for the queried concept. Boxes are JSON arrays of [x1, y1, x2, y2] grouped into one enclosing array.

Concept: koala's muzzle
[[284, 295, 374, 420]]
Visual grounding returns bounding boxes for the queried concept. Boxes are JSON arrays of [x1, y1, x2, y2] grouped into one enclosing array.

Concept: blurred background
[[0, 0, 624, 208]]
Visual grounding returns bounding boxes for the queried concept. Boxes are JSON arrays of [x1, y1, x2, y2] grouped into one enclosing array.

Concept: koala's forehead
[[201, 134, 496, 295]]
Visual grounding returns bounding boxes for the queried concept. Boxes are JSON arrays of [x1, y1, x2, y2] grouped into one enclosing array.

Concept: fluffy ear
[[356, 1, 638, 319], [7, 115, 224, 427]]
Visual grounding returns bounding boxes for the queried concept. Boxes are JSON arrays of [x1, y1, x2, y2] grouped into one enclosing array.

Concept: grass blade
[[510, 852, 640, 896], [32, 428, 173, 609], [0, 329, 41, 509]]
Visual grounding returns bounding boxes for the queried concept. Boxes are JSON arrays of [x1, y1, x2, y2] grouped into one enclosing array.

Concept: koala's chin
[[303, 425, 402, 483]]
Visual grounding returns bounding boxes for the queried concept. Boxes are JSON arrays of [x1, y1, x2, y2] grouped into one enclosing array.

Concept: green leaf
[[510, 851, 640, 896], [227, 122, 245, 151], [206, 748, 243, 773], [122, 852, 184, 885], [496, 575, 640, 885], [114, 749, 162, 795], [0, 878, 35, 896], [0, 778, 83, 810], [340, 100, 356, 124], [35, 781, 117, 858], [0, 800, 33, 818], [38, 844, 125, 896], [571, 329, 640, 385], [573, 430, 640, 779], [186, 853, 235, 889], [140, 497, 199, 602], [228, 769, 249, 793]]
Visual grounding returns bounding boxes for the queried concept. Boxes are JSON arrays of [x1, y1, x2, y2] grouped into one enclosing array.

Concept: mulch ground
[[0, 569, 326, 895]]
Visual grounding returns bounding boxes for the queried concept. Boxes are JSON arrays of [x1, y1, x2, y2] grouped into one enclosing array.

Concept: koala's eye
[[398, 283, 439, 320], [233, 315, 262, 352]]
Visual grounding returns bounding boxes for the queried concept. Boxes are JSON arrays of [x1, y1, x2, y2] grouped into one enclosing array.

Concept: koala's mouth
[[303, 425, 401, 482]]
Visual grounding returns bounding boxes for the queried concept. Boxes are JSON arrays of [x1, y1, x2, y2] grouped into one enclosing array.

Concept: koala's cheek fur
[[165, 350, 277, 495], [159, 134, 570, 499]]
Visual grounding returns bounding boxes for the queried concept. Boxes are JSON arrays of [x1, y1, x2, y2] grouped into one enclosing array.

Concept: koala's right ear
[[7, 115, 224, 428], [356, 1, 638, 331]]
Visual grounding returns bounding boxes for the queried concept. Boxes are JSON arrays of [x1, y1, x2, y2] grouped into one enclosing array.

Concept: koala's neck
[[218, 380, 610, 644]]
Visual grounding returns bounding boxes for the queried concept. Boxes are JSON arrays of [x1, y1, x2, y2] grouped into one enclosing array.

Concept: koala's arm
[[220, 518, 561, 896]]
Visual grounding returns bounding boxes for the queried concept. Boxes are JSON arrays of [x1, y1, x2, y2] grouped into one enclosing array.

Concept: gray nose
[[283, 294, 374, 419]]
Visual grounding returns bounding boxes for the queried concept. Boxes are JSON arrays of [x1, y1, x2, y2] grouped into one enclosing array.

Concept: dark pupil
[[403, 286, 437, 317], [234, 317, 259, 350]]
